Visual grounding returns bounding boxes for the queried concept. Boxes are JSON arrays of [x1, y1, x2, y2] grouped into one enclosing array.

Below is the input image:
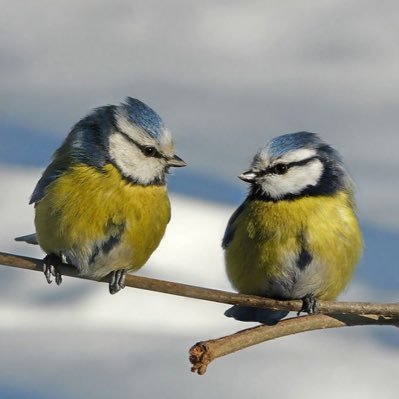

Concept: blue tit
[[16, 97, 186, 294], [222, 132, 362, 324]]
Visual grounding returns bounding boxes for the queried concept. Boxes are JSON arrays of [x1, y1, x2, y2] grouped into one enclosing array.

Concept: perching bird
[[222, 132, 362, 324], [16, 97, 186, 294]]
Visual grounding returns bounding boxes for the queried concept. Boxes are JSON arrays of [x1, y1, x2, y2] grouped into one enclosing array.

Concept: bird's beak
[[167, 154, 187, 167], [238, 170, 258, 183]]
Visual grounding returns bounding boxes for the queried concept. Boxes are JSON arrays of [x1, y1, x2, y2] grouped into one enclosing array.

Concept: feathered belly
[[34, 164, 171, 278], [225, 193, 362, 300]]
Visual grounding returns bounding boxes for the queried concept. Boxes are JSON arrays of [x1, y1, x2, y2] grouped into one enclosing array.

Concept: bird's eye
[[272, 164, 288, 175], [143, 146, 156, 157]]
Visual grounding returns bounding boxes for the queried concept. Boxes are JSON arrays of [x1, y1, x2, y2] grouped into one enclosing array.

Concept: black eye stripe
[[286, 156, 319, 168], [117, 130, 163, 159], [143, 146, 157, 157], [263, 156, 320, 175], [269, 164, 288, 175]]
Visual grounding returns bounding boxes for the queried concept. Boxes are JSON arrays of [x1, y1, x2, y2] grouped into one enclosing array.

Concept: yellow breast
[[35, 164, 171, 275], [225, 192, 362, 300]]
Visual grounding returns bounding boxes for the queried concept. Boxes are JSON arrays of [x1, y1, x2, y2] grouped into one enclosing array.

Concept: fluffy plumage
[[223, 132, 362, 323], [17, 97, 185, 293]]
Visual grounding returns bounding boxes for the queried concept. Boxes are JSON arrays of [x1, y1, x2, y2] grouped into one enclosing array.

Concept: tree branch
[[1, 251, 398, 317], [189, 313, 399, 375], [1, 251, 399, 376]]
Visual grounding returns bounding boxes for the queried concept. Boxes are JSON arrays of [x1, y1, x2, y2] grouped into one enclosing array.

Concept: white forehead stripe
[[115, 111, 156, 146], [159, 128, 174, 155], [276, 148, 317, 164], [115, 112, 140, 138]]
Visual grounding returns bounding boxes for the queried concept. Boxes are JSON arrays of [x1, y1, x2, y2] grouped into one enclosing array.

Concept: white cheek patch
[[109, 134, 164, 184], [262, 158, 324, 199]]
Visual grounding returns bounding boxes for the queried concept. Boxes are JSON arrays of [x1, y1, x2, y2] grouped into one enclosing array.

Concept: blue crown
[[123, 97, 165, 140], [268, 132, 322, 158]]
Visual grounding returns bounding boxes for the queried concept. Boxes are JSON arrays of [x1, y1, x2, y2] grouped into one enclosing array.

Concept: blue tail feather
[[224, 305, 289, 325]]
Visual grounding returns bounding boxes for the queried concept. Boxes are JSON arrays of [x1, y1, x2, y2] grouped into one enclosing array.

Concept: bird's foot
[[43, 254, 63, 286], [298, 293, 318, 316], [109, 269, 127, 294]]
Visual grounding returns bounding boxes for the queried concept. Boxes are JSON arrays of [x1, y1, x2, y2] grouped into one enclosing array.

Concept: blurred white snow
[[0, 166, 397, 399]]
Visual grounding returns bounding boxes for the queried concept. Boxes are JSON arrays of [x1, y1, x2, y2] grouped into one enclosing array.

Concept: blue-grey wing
[[86, 222, 126, 266], [29, 107, 114, 205], [222, 201, 248, 249], [224, 305, 289, 325], [30, 163, 65, 204]]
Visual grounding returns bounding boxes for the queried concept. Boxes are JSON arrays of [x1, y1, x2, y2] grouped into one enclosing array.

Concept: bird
[[15, 97, 186, 294], [222, 132, 362, 324]]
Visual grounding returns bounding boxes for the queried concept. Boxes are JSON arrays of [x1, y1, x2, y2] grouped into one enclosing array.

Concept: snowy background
[[0, 1, 398, 398]]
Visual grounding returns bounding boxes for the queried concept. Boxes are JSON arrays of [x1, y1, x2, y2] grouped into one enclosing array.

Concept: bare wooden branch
[[1, 251, 399, 317], [1, 251, 399, 375], [189, 313, 399, 375]]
